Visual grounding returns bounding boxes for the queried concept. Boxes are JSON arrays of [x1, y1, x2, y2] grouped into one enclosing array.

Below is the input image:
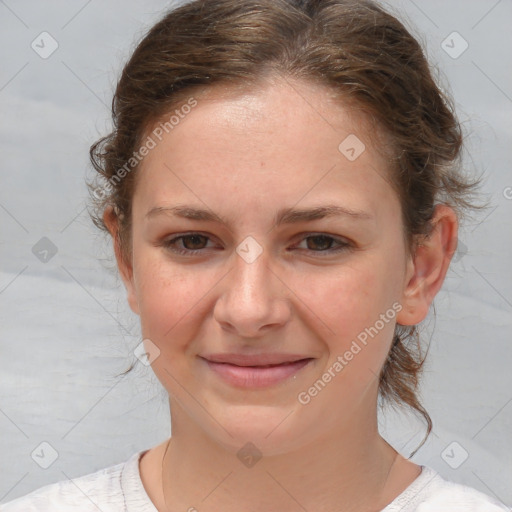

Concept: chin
[[205, 404, 315, 457]]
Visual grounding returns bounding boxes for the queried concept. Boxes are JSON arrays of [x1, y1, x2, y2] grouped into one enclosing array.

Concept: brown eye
[[180, 234, 208, 250], [294, 233, 352, 256], [163, 233, 214, 255], [305, 235, 336, 251]]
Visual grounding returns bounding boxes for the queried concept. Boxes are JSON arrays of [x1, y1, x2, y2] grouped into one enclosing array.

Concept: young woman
[[2, 0, 509, 510]]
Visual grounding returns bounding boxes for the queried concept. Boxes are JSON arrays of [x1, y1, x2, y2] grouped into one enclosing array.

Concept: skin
[[105, 76, 458, 512]]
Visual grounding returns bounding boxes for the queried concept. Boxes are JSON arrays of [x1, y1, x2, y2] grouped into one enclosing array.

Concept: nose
[[213, 248, 292, 338]]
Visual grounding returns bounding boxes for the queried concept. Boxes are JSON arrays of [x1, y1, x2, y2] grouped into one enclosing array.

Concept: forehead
[[173, 76, 375, 143], [133, 77, 397, 222]]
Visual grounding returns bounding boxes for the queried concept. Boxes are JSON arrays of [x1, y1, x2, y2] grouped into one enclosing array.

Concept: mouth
[[199, 354, 314, 388]]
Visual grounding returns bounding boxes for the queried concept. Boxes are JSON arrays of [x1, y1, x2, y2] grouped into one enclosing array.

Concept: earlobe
[[103, 207, 140, 316], [396, 205, 458, 326]]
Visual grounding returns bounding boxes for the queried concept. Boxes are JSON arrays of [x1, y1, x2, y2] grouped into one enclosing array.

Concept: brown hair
[[89, 0, 479, 456]]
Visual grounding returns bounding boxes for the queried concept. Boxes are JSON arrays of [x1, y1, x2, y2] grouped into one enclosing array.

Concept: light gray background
[[1, 0, 511, 506]]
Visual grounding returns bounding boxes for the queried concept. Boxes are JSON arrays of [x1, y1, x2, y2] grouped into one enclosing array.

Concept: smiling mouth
[[199, 356, 314, 388], [234, 360, 308, 368]]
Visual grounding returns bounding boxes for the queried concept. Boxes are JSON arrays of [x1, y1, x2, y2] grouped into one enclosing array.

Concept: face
[[111, 77, 449, 455]]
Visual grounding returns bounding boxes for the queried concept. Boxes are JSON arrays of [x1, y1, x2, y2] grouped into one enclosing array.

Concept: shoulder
[[385, 465, 511, 512], [0, 451, 147, 512]]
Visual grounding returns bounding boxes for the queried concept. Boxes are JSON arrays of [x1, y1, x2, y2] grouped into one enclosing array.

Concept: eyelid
[[162, 232, 219, 253], [292, 231, 351, 243], [291, 232, 353, 253], [162, 231, 353, 256]]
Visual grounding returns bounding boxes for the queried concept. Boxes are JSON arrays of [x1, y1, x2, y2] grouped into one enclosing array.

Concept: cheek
[[132, 251, 221, 354], [302, 261, 398, 334], [300, 256, 403, 376], [133, 260, 214, 393]]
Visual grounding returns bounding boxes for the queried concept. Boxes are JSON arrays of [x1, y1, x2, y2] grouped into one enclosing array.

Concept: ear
[[396, 204, 458, 326], [103, 206, 140, 315]]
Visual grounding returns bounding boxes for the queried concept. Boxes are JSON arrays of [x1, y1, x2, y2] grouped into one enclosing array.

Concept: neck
[[158, 401, 419, 512]]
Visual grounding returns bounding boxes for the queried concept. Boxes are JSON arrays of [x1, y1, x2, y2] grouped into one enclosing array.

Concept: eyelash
[[161, 232, 352, 257]]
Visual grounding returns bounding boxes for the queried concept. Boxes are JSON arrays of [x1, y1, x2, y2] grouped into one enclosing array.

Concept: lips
[[199, 353, 314, 388], [201, 353, 311, 366]]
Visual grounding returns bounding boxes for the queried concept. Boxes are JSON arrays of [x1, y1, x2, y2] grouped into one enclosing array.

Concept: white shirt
[[1, 450, 509, 511]]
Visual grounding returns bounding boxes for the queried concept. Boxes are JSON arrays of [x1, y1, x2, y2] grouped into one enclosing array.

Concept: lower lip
[[203, 358, 313, 388]]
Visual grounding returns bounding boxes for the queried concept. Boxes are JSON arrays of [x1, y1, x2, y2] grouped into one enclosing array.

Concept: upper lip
[[200, 353, 313, 367]]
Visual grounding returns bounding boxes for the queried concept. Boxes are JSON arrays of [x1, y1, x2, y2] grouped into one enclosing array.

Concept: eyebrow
[[145, 204, 372, 227]]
